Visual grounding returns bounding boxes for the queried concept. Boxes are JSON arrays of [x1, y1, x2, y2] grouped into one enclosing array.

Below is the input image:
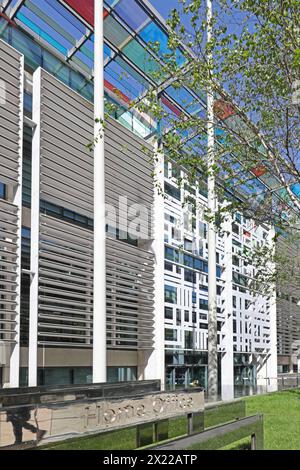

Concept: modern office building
[[163, 162, 277, 393], [276, 240, 300, 374], [0, 0, 298, 397]]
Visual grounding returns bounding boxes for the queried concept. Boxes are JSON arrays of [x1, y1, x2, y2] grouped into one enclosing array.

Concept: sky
[[150, 0, 179, 19]]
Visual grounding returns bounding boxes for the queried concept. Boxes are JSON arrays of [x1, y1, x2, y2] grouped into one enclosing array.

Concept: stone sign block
[[0, 389, 204, 448]]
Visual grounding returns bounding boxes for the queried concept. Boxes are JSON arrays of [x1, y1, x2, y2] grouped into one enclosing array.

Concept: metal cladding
[[32, 69, 154, 351], [0, 40, 23, 348]]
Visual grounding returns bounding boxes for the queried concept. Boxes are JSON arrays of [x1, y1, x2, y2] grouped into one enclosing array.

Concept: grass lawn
[[241, 388, 300, 450], [41, 389, 300, 451]]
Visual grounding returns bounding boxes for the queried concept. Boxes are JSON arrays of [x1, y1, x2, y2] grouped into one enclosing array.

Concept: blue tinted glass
[[166, 86, 204, 116], [16, 12, 67, 54], [194, 259, 202, 271], [184, 254, 193, 267], [105, 59, 147, 99], [114, 0, 149, 30], [139, 22, 186, 66], [22, 227, 31, 239], [291, 183, 300, 199], [0, 182, 5, 199]]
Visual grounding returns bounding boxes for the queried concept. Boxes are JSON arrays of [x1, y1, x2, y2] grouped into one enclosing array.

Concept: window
[[184, 269, 196, 283], [232, 255, 239, 267], [40, 200, 93, 229], [184, 310, 189, 322], [107, 367, 137, 383], [165, 246, 179, 263], [165, 261, 173, 271], [194, 258, 208, 273], [199, 180, 208, 198], [200, 285, 208, 292], [171, 164, 181, 180], [172, 227, 181, 241], [184, 253, 193, 268], [192, 291, 197, 304], [164, 307, 173, 320], [184, 238, 193, 252], [184, 183, 196, 196], [165, 182, 181, 200], [235, 213, 242, 224], [199, 299, 208, 310], [233, 271, 247, 287], [232, 223, 239, 235], [176, 309, 181, 325], [165, 328, 177, 341], [184, 330, 194, 349], [199, 221, 207, 239], [164, 161, 169, 177], [0, 182, 6, 200], [165, 285, 177, 304]]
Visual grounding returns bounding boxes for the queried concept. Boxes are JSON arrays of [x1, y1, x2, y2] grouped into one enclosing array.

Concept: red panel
[[251, 165, 267, 177], [104, 79, 131, 104], [161, 96, 182, 117], [64, 0, 94, 26], [63, 0, 108, 26], [214, 99, 236, 120], [0, 12, 17, 27]]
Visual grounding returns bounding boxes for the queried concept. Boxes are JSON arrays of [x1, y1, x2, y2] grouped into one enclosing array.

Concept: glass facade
[[107, 367, 137, 383], [165, 351, 208, 390], [20, 366, 137, 386]]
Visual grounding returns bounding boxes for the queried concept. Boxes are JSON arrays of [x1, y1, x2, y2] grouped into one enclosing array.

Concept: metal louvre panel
[[0, 40, 22, 187], [39, 71, 93, 218], [106, 238, 154, 349], [38, 305, 91, 317], [105, 121, 154, 349], [105, 172, 153, 206], [0, 205, 19, 344], [39, 314, 92, 325], [35, 70, 154, 350], [105, 147, 153, 185], [38, 214, 93, 347], [40, 215, 92, 244], [0, 40, 23, 347]]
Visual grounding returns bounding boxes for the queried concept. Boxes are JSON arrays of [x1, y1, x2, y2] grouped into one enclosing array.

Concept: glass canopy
[[0, 0, 298, 214]]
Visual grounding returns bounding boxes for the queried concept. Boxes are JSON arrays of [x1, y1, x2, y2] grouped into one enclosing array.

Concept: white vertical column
[[257, 226, 278, 391], [206, 0, 218, 399], [9, 54, 24, 388], [28, 67, 42, 387], [267, 226, 278, 391], [221, 211, 234, 400], [144, 145, 165, 390], [93, 0, 107, 383]]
